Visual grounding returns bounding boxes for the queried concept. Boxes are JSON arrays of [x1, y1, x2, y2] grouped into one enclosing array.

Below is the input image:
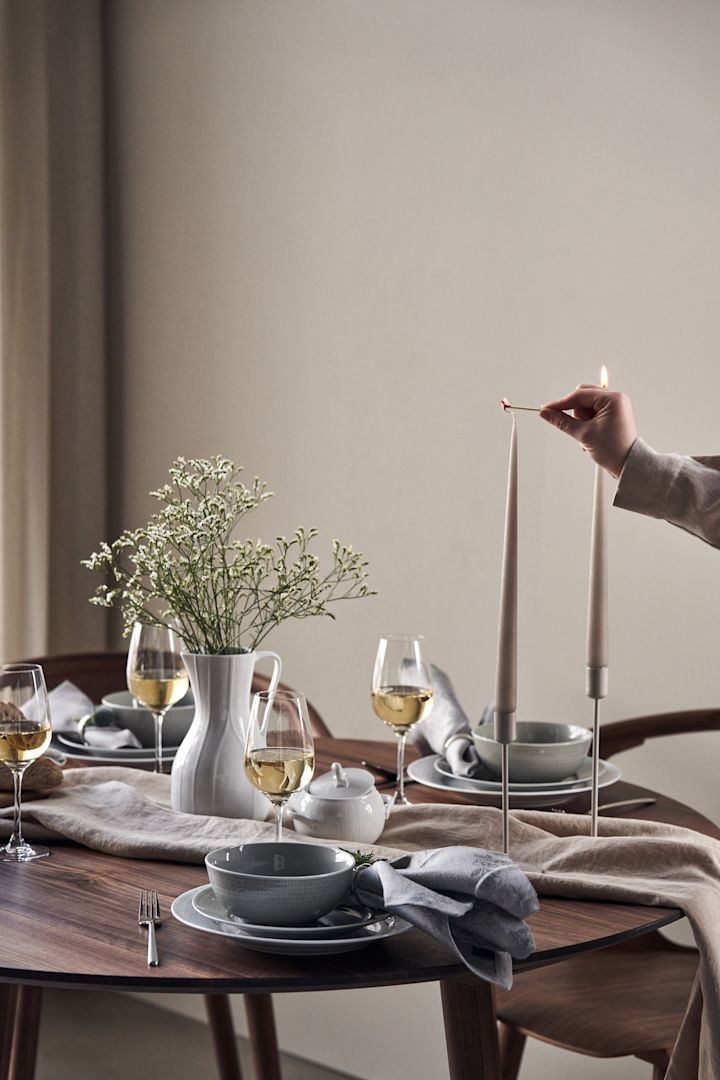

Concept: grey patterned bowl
[[205, 842, 356, 927], [100, 690, 194, 749], [471, 721, 592, 783]]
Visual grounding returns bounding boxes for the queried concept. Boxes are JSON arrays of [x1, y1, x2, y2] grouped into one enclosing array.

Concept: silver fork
[[138, 890, 161, 967]]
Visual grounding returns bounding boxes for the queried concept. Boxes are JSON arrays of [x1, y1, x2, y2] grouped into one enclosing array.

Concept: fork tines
[[139, 890, 161, 967]]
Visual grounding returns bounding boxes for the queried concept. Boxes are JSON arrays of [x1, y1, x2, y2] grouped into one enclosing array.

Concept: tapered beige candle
[[587, 366, 609, 678], [587, 465, 608, 669], [495, 415, 517, 726]]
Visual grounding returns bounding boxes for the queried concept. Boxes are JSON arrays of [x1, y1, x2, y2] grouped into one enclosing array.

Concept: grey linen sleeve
[[614, 436, 720, 549]]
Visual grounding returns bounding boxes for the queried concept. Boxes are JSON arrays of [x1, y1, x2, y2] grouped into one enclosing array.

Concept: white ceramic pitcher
[[170, 650, 281, 818]]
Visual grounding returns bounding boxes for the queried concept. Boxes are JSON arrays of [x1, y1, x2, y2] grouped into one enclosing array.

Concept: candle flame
[[600, 366, 609, 389]]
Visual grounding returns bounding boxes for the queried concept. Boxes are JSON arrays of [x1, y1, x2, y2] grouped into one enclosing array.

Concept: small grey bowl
[[100, 690, 194, 749], [205, 841, 356, 927], [472, 721, 592, 783]]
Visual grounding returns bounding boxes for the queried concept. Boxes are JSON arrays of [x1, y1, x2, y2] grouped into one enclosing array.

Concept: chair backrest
[[19, 650, 331, 739], [599, 707, 720, 759]]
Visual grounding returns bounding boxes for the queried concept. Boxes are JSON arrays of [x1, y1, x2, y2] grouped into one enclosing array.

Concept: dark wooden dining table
[[1, 736, 717, 1080]]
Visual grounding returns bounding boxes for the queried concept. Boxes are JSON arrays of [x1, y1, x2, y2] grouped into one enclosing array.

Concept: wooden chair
[[495, 706, 720, 1080], [1, 650, 331, 1080]]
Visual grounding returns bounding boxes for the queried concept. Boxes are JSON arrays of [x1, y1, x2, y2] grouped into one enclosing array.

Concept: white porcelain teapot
[[287, 762, 388, 844]]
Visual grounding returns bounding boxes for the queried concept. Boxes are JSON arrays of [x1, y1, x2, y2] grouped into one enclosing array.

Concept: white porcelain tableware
[[406, 754, 620, 807], [287, 762, 388, 844], [191, 884, 380, 939], [100, 690, 194, 749], [205, 841, 356, 927], [432, 755, 614, 792], [471, 721, 592, 783], [171, 651, 281, 819], [172, 886, 411, 956], [56, 733, 178, 763]]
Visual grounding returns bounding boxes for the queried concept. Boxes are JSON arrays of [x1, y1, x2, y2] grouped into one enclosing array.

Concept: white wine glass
[[371, 634, 433, 806], [0, 663, 52, 862], [244, 689, 314, 841], [126, 623, 189, 774]]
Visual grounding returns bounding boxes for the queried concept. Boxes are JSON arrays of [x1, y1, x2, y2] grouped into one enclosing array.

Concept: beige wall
[[109, 2, 720, 1076]]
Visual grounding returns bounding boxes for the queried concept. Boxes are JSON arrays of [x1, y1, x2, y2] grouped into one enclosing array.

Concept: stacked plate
[[405, 754, 621, 808], [171, 885, 411, 956], [54, 732, 180, 767]]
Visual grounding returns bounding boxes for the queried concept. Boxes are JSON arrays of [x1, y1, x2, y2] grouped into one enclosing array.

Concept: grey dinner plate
[[172, 886, 412, 956], [432, 755, 616, 792], [406, 755, 620, 807], [191, 884, 382, 939]]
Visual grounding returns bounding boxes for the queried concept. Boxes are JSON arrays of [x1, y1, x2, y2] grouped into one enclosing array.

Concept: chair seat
[[495, 937, 698, 1059]]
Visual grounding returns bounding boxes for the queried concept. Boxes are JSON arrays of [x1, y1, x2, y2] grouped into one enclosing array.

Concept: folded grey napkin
[[47, 681, 142, 749], [353, 846, 538, 987], [79, 727, 143, 750], [409, 665, 489, 776], [47, 680, 94, 733]]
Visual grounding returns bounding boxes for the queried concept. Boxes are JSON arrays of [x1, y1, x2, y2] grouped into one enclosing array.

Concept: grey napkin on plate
[[81, 727, 143, 750], [46, 680, 94, 733], [409, 665, 490, 777], [353, 846, 538, 987], [48, 682, 142, 750]]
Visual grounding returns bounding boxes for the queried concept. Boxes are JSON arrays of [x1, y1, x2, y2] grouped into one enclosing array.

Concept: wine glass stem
[[9, 767, 25, 849], [396, 731, 407, 802], [153, 712, 164, 774], [274, 802, 283, 842]]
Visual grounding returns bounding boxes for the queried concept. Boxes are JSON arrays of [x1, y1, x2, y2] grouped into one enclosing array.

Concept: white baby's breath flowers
[[84, 456, 373, 654]]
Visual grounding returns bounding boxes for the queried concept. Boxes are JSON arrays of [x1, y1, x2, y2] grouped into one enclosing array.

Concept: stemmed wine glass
[[244, 689, 315, 841], [0, 663, 52, 862], [371, 634, 433, 806], [126, 623, 189, 774]]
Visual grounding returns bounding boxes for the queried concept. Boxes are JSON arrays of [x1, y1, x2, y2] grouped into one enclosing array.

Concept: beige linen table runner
[[2, 767, 718, 1079]]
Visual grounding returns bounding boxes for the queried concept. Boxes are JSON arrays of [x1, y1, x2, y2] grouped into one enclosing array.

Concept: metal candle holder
[[494, 709, 517, 854], [587, 665, 608, 835]]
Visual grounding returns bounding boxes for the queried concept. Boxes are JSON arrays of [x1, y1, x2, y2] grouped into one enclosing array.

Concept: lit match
[[500, 398, 541, 412]]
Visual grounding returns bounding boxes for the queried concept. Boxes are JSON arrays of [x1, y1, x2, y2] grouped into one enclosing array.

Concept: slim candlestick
[[586, 368, 609, 836], [495, 414, 518, 854]]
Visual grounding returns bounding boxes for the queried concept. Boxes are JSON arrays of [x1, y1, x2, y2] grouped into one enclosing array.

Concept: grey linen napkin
[[47, 681, 142, 749], [46, 681, 94, 733], [409, 665, 489, 776], [353, 847, 537, 987]]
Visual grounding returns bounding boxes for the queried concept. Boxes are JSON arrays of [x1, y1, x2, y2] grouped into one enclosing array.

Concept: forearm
[[614, 437, 720, 549]]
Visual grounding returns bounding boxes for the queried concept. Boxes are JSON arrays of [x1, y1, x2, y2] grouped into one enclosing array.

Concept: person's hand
[[539, 385, 638, 478]]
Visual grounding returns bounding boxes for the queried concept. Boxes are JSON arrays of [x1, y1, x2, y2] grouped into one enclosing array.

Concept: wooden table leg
[[440, 978, 501, 1080], [204, 994, 244, 1080], [0, 986, 19, 1080], [243, 994, 282, 1080], [8, 985, 42, 1080]]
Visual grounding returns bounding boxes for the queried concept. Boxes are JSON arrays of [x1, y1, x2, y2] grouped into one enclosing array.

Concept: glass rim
[[252, 688, 307, 701], [379, 634, 425, 642], [1, 663, 44, 674]]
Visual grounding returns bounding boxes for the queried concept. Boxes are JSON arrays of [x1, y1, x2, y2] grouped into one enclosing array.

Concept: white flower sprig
[[84, 456, 373, 654]]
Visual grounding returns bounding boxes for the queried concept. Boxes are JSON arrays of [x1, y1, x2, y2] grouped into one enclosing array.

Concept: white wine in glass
[[244, 690, 314, 841], [0, 663, 52, 862], [126, 623, 188, 773], [371, 635, 433, 805]]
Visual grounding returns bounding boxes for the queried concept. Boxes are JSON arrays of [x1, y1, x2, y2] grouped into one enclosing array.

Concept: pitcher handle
[[254, 651, 282, 695]]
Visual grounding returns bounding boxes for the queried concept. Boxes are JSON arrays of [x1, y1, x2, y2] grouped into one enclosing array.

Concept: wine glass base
[[0, 842, 50, 862], [388, 791, 412, 808]]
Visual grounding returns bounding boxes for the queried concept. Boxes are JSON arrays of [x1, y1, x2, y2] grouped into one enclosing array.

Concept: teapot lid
[[307, 761, 376, 800]]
